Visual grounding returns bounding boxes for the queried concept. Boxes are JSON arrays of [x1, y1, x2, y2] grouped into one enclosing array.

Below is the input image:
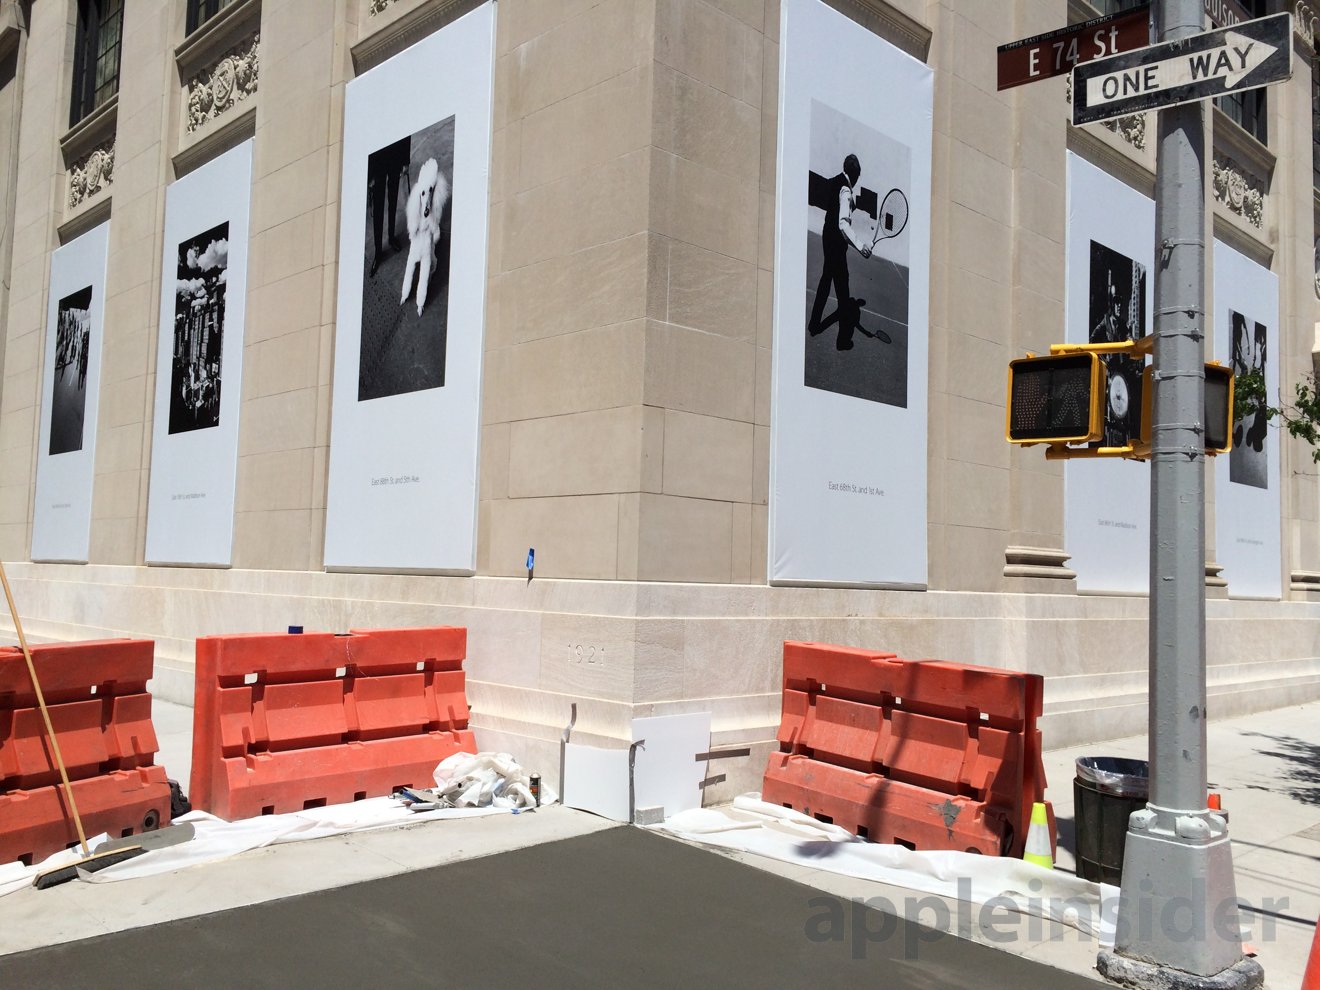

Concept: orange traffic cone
[[1303, 915, 1320, 990]]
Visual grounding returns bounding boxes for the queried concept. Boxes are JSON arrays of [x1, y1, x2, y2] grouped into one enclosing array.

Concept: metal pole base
[[1100, 809, 1260, 986], [1097, 951, 1264, 990]]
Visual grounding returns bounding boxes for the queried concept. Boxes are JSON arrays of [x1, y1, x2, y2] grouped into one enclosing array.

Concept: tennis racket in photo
[[871, 188, 909, 247]]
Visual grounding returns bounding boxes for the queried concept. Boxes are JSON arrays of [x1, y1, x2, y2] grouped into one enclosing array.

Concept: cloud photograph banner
[[32, 222, 111, 562], [145, 140, 253, 566], [769, 0, 933, 586]]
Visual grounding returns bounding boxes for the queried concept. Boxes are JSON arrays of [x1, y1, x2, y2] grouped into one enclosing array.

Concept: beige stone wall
[[0, 0, 1318, 774]]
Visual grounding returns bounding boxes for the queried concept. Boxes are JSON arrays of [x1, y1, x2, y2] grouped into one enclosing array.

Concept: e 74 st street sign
[[997, 5, 1150, 90], [1072, 11, 1292, 125]]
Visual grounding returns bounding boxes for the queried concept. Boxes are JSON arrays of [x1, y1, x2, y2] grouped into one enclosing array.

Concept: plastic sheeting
[[652, 795, 1121, 945], [0, 753, 557, 896]]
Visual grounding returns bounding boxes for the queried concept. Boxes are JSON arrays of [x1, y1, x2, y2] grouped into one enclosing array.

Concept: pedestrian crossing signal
[[1006, 353, 1106, 444], [1139, 363, 1234, 455], [1203, 363, 1233, 455]]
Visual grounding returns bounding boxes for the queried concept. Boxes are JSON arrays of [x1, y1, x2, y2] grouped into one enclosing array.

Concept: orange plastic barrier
[[189, 627, 476, 820], [761, 641, 1051, 857], [0, 639, 172, 866]]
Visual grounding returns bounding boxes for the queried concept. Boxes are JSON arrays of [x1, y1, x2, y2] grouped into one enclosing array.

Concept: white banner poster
[[324, 2, 494, 572], [1064, 153, 1154, 594], [1213, 240, 1281, 599], [145, 140, 253, 565], [32, 222, 110, 562], [769, 0, 933, 586]]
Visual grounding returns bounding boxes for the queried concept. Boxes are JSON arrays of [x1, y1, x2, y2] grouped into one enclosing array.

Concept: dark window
[[69, 0, 124, 127], [187, 0, 239, 35], [1313, 50, 1320, 191], [1213, 0, 1269, 144], [1090, 0, 1146, 13]]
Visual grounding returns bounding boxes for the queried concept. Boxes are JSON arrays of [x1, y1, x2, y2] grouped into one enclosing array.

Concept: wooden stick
[[0, 561, 89, 855]]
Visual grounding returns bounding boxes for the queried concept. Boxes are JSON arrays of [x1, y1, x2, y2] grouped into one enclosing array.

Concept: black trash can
[[1073, 756, 1148, 885]]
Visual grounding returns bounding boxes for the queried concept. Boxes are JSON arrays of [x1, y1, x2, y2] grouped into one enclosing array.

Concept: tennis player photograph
[[358, 114, 454, 402], [803, 100, 912, 408]]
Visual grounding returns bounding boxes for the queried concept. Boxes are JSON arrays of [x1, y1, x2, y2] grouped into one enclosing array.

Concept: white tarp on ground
[[1, 754, 558, 897], [652, 795, 1120, 945], [0, 799, 516, 897]]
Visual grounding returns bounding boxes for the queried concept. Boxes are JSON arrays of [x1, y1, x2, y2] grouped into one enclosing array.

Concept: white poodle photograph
[[400, 157, 449, 317], [359, 114, 455, 402]]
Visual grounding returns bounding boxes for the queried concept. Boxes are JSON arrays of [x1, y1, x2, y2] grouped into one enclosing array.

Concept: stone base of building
[[5, 562, 1320, 802]]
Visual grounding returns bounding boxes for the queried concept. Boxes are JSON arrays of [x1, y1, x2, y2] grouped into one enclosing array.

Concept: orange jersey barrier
[[762, 641, 1051, 857], [0, 639, 172, 866], [189, 627, 476, 821]]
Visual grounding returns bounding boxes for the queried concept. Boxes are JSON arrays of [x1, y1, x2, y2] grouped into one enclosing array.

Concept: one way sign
[[1073, 12, 1291, 125]]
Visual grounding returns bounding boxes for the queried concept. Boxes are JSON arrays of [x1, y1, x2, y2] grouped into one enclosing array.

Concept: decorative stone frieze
[[1293, 1, 1319, 46], [1066, 76, 1147, 150], [186, 32, 259, 134], [1211, 156, 1264, 228], [67, 139, 114, 210], [1102, 113, 1147, 151], [368, 0, 400, 13]]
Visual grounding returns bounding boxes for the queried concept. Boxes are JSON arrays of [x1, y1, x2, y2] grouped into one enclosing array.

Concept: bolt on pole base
[[1098, 952, 1264, 990], [1098, 808, 1262, 989]]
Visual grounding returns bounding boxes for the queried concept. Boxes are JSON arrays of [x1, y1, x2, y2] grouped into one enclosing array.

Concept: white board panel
[[145, 140, 254, 565], [32, 222, 111, 563], [325, 3, 495, 571]]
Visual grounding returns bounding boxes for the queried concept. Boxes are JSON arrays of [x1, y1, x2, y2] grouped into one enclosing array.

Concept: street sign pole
[[1096, 2, 1262, 988]]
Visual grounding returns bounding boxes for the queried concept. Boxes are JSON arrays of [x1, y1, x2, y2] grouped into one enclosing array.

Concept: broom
[[0, 561, 149, 888]]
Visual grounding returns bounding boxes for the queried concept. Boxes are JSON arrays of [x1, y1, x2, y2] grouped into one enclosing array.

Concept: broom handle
[[0, 562, 89, 855]]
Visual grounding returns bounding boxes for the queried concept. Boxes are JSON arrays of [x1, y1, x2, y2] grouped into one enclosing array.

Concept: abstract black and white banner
[[1064, 153, 1154, 594], [770, 0, 932, 586], [32, 223, 110, 562], [324, 2, 494, 571], [1213, 241, 1281, 598], [145, 140, 253, 566]]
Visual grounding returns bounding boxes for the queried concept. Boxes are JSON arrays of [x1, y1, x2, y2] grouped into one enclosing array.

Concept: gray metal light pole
[[1096, 1, 1262, 987]]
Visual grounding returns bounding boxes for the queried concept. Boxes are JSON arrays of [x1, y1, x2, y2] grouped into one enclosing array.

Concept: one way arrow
[[1072, 12, 1292, 126], [1086, 32, 1276, 108]]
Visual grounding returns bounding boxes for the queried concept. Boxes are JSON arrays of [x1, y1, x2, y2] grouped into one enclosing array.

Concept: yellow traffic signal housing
[[1006, 352, 1106, 445], [1203, 363, 1234, 454], [1137, 362, 1234, 456]]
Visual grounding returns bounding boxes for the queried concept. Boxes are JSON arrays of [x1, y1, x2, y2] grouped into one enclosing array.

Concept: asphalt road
[[1, 827, 1102, 989]]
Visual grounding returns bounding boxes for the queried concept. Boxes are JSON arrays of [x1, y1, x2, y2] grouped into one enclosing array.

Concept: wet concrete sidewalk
[[1, 825, 1108, 990]]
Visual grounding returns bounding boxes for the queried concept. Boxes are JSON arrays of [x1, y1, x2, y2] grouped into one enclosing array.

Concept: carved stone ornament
[[1294, 1, 1319, 46], [186, 32, 260, 134], [1065, 77, 1147, 150], [368, 0, 400, 14], [1102, 113, 1147, 150], [67, 139, 115, 210], [1211, 155, 1264, 228]]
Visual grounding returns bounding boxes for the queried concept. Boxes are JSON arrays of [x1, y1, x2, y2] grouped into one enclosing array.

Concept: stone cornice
[[821, 0, 932, 61], [353, 0, 484, 73]]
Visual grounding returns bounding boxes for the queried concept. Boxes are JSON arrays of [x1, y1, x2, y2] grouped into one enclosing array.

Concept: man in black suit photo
[[807, 154, 873, 351]]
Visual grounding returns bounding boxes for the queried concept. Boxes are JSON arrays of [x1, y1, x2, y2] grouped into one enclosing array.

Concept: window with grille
[[187, 0, 239, 36], [69, 0, 123, 127]]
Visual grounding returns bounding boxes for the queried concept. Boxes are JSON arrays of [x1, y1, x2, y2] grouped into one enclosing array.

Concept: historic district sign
[[997, 5, 1151, 90], [1072, 12, 1292, 125]]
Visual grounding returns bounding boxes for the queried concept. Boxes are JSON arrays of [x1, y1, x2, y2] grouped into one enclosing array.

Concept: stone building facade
[[1, 0, 1319, 794]]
